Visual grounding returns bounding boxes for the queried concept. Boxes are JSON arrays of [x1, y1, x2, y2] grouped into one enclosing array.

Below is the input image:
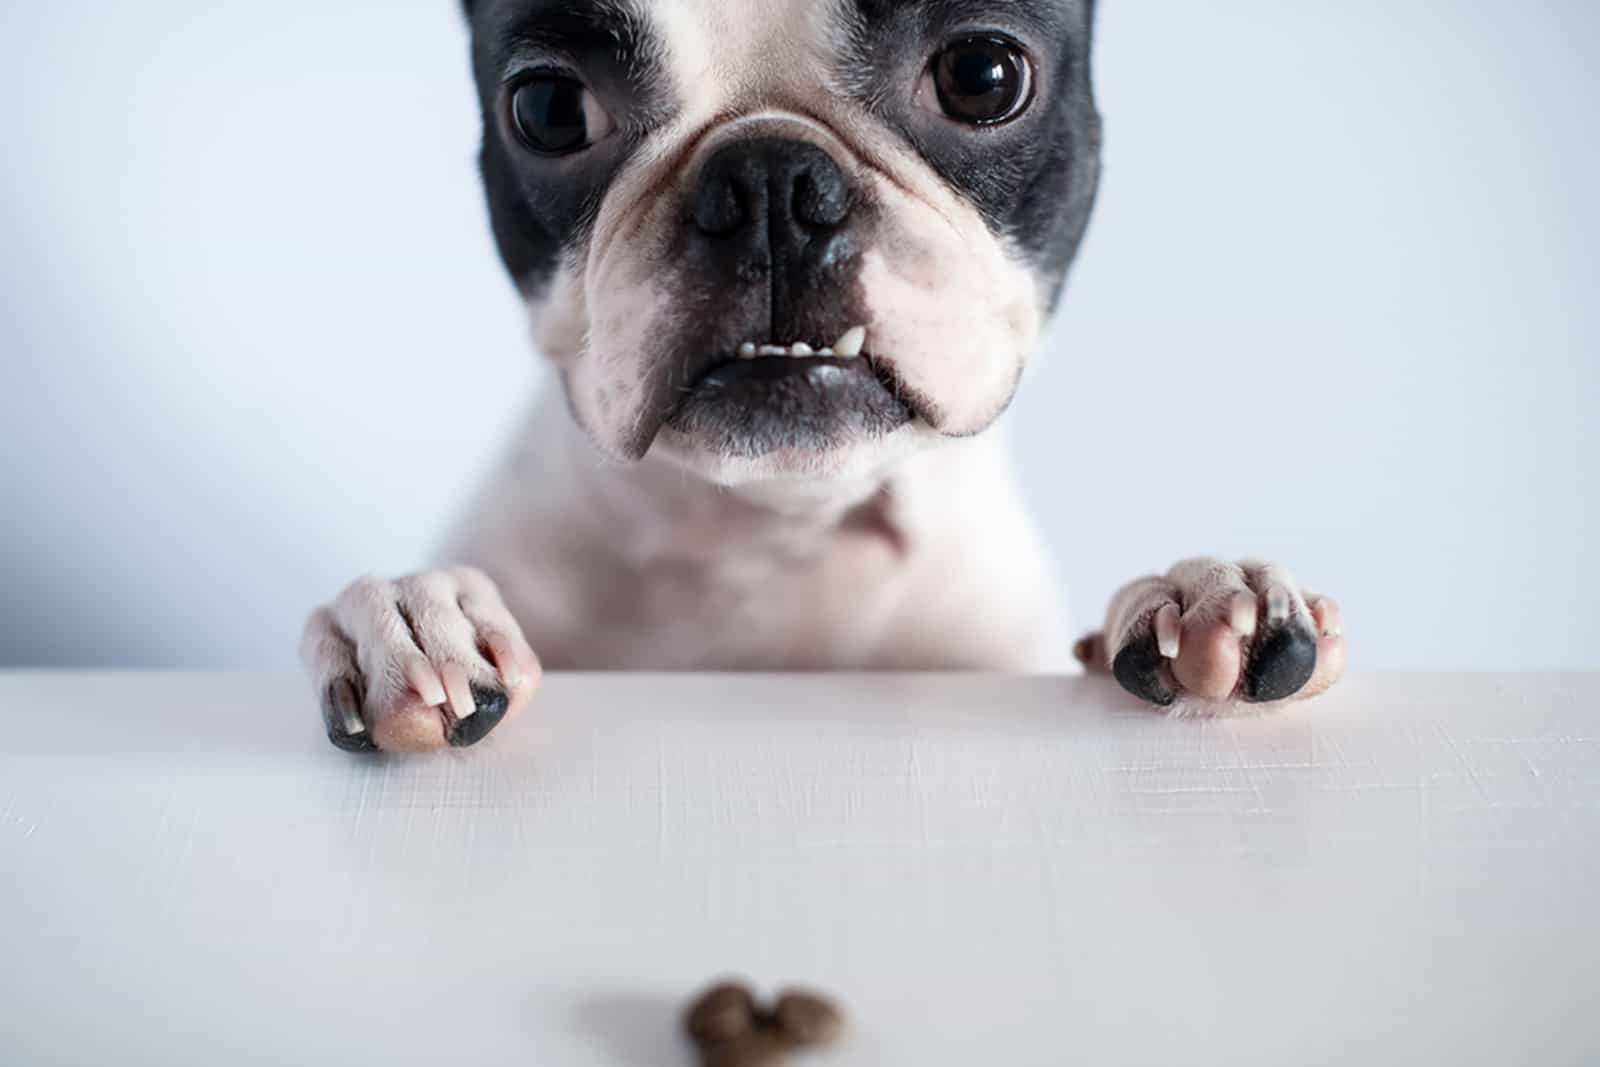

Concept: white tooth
[[758, 345, 788, 357], [833, 326, 866, 358], [790, 342, 813, 357], [738, 342, 757, 359], [818, 348, 835, 356], [343, 709, 366, 736]]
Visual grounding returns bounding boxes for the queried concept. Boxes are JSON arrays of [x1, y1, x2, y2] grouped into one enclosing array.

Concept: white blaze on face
[[653, 0, 845, 113], [532, 0, 1049, 463]]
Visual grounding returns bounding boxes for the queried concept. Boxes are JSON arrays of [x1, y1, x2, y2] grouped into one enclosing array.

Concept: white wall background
[[1, 1, 1595, 671]]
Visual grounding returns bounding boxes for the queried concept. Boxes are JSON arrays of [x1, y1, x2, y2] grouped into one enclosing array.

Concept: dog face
[[463, 0, 1101, 484]]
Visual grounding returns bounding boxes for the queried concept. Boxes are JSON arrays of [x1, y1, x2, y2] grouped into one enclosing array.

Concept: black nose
[[692, 138, 854, 241]]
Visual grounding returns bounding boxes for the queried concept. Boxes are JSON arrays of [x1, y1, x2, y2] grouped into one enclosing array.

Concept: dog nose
[[692, 138, 854, 240]]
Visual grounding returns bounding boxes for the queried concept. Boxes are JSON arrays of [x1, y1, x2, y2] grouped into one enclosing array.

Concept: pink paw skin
[[1075, 559, 1346, 715]]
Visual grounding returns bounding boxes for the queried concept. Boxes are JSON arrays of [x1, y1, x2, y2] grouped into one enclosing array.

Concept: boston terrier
[[301, 0, 1346, 752]]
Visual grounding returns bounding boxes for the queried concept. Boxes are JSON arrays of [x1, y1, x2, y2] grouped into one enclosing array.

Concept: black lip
[[664, 352, 914, 457]]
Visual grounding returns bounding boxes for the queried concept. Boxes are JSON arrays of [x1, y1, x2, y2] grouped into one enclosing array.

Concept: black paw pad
[[321, 680, 377, 754], [1111, 632, 1176, 707], [1243, 624, 1319, 703], [446, 685, 510, 748]]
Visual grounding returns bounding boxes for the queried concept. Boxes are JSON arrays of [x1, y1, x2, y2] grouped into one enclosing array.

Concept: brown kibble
[[685, 981, 758, 1043], [686, 980, 847, 1067], [773, 990, 845, 1046]]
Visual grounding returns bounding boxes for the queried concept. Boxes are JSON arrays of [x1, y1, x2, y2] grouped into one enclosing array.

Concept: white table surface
[[2, 672, 1596, 1066]]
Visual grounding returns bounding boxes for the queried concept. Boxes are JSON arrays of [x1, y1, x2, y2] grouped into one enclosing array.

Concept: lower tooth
[[834, 326, 867, 358], [738, 343, 757, 359]]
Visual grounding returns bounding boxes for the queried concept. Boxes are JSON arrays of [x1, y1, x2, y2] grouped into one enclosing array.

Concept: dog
[[300, 0, 1347, 753]]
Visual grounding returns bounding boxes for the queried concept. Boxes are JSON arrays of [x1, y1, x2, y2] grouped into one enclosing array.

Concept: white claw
[[833, 326, 867, 358], [440, 663, 478, 720], [1154, 603, 1182, 659], [790, 342, 814, 357], [1229, 591, 1258, 637], [405, 659, 448, 708], [738, 342, 757, 359], [1266, 586, 1292, 625]]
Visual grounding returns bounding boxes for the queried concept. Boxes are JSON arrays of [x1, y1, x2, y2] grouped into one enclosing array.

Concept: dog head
[[463, 0, 1101, 485]]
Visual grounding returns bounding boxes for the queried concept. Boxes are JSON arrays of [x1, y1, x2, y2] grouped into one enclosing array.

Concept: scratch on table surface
[[156, 800, 202, 924], [1111, 762, 1324, 773], [1223, 723, 1270, 816], [1127, 785, 1260, 796], [656, 732, 668, 854], [2, 791, 36, 839], [1441, 726, 1497, 807]]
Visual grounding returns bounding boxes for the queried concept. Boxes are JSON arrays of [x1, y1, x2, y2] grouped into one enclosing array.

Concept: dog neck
[[520, 388, 1013, 566]]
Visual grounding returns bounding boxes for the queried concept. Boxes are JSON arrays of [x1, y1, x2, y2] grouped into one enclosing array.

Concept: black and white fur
[[301, 0, 1346, 753]]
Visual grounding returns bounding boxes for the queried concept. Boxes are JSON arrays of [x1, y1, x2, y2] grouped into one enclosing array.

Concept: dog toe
[[1111, 631, 1175, 707], [1242, 623, 1320, 703], [447, 685, 511, 748], [320, 678, 378, 754]]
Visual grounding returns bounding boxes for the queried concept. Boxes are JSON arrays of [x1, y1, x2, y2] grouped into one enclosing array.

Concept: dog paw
[[300, 567, 542, 753], [1074, 559, 1345, 714]]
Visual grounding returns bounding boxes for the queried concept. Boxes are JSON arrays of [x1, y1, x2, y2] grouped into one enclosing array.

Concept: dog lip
[[660, 349, 917, 451], [678, 350, 913, 415]]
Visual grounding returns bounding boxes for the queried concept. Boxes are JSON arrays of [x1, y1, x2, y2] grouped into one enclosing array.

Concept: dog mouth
[[663, 325, 915, 457]]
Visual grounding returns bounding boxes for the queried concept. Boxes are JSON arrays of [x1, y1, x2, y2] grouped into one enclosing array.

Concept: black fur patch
[[841, 0, 1102, 309], [465, 0, 677, 293]]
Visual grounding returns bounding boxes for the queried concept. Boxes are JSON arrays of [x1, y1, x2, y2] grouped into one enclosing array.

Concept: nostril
[[793, 170, 851, 229], [693, 175, 745, 236], [690, 138, 855, 244]]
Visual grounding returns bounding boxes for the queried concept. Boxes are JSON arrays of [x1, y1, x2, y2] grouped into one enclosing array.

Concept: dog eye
[[923, 37, 1033, 126], [511, 76, 616, 155]]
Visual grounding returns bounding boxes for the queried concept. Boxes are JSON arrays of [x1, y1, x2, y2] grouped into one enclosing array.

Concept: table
[[2, 673, 1596, 1065]]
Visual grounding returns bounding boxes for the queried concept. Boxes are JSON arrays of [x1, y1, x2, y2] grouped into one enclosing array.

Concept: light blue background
[[2, 2, 1595, 669]]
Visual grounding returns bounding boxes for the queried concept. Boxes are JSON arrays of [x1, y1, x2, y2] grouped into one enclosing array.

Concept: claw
[[1229, 591, 1258, 637], [322, 679, 377, 754], [1265, 586, 1292, 625], [404, 656, 448, 708], [439, 662, 478, 721], [1154, 603, 1182, 659]]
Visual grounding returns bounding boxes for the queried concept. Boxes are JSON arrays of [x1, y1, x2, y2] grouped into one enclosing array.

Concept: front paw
[[1076, 559, 1345, 714], [300, 567, 542, 753]]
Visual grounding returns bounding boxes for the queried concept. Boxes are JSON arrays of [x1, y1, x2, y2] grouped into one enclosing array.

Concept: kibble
[[773, 991, 845, 1045], [684, 980, 847, 1067], [686, 982, 758, 1043]]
